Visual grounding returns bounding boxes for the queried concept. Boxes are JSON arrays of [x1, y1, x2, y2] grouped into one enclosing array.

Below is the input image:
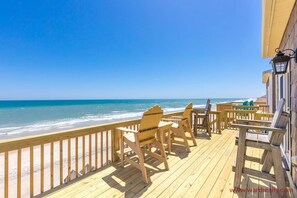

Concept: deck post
[[224, 111, 228, 129], [217, 111, 221, 133], [112, 128, 120, 162]]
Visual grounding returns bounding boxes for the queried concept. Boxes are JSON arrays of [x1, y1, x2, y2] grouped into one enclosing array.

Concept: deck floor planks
[[60, 152, 170, 198], [165, 132, 234, 198], [44, 129, 293, 198], [101, 134, 224, 198], [45, 165, 121, 198], [199, 144, 237, 198], [47, 164, 138, 198], [220, 163, 236, 198], [196, 143, 236, 197], [141, 132, 232, 198], [121, 136, 215, 197], [126, 134, 223, 197], [180, 131, 235, 198]]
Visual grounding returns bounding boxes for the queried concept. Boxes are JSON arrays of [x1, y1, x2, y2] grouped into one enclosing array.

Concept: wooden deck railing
[[191, 111, 222, 133], [223, 109, 273, 129], [0, 111, 183, 198], [217, 102, 269, 114], [3, 106, 274, 197], [0, 110, 224, 198]]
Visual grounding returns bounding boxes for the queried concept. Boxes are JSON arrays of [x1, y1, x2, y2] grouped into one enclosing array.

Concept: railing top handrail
[[210, 110, 221, 114], [233, 105, 260, 108], [223, 109, 258, 113], [256, 112, 274, 116]]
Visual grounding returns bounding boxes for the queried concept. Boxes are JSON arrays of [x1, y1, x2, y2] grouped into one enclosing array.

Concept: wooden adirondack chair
[[163, 103, 197, 153], [193, 99, 212, 137], [231, 98, 290, 193], [116, 105, 169, 183]]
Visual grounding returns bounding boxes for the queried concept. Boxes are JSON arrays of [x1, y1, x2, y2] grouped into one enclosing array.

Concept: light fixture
[[271, 48, 297, 74]]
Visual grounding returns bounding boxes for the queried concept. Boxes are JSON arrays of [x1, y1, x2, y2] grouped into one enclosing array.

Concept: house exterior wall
[[278, 1, 297, 185]]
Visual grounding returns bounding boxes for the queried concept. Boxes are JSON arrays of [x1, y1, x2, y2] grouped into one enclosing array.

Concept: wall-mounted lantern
[[271, 48, 297, 74]]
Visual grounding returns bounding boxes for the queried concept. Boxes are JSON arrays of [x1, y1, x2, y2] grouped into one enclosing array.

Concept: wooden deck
[[42, 129, 293, 198]]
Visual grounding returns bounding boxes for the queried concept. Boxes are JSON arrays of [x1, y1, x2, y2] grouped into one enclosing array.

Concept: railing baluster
[[75, 137, 78, 178], [30, 146, 34, 197], [68, 138, 71, 181], [111, 129, 115, 162], [5, 151, 8, 198], [41, 144, 44, 193], [82, 136, 85, 174], [50, 142, 54, 189], [106, 131, 109, 164], [17, 149, 21, 198], [95, 133, 98, 169], [60, 140, 63, 185], [211, 114, 214, 132], [89, 134, 92, 170], [101, 132, 103, 167]]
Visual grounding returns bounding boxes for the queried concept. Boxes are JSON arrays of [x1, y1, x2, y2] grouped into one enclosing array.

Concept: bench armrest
[[235, 119, 271, 125], [231, 124, 286, 133]]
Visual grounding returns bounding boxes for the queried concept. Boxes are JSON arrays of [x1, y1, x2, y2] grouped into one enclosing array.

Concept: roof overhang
[[262, 69, 272, 84], [261, 0, 295, 58]]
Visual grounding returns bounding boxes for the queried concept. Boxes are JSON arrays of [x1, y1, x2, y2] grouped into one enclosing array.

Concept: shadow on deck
[[42, 129, 293, 198]]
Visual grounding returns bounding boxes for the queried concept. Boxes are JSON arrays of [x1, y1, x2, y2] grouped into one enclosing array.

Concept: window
[[280, 76, 284, 98]]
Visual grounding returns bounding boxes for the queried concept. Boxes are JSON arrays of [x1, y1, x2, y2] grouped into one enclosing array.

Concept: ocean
[[0, 98, 247, 139]]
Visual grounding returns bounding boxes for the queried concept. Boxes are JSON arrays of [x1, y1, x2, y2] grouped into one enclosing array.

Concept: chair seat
[[196, 113, 207, 117], [124, 133, 136, 142], [235, 132, 270, 143], [171, 122, 179, 128]]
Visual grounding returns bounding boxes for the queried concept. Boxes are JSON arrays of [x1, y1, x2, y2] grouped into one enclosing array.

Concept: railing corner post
[[218, 112, 222, 133], [112, 128, 119, 162]]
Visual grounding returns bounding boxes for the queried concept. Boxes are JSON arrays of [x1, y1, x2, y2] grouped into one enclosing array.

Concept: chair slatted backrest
[[139, 105, 163, 131], [137, 105, 163, 144], [268, 98, 287, 141], [202, 99, 211, 126], [182, 103, 193, 121]]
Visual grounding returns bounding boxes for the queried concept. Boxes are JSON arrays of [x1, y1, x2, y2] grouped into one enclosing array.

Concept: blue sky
[[0, 0, 271, 100]]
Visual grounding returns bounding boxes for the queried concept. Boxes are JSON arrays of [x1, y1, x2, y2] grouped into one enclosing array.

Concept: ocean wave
[[1, 107, 187, 137], [0, 111, 145, 137]]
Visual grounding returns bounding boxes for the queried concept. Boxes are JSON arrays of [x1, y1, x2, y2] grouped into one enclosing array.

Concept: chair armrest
[[235, 119, 271, 125], [231, 124, 286, 133], [162, 118, 182, 122], [116, 127, 138, 133], [195, 114, 207, 118], [171, 116, 183, 119], [158, 121, 173, 128]]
